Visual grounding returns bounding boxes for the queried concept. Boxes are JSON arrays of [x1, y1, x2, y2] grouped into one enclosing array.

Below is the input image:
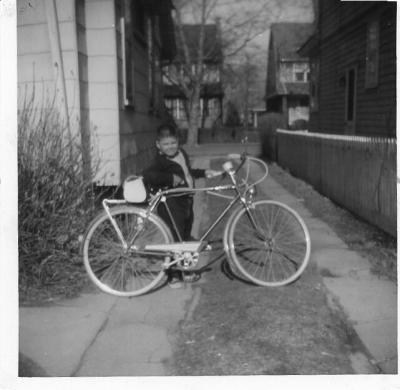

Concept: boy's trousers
[[157, 195, 194, 241]]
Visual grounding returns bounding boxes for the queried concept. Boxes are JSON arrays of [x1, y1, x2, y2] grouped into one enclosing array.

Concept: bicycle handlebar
[[224, 153, 269, 187]]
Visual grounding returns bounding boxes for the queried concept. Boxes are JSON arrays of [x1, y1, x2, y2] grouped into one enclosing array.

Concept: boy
[[142, 123, 221, 286]]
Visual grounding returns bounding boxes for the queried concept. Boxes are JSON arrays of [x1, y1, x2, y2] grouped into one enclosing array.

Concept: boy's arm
[[180, 148, 206, 178], [142, 167, 185, 189], [142, 166, 174, 188]]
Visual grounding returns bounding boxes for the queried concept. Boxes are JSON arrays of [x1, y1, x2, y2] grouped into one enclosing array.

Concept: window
[[293, 63, 309, 82], [345, 67, 357, 132], [310, 59, 319, 112], [120, 15, 134, 107], [177, 99, 185, 120], [201, 98, 209, 117], [295, 72, 305, 82], [166, 99, 186, 120], [365, 19, 379, 88], [147, 15, 162, 111], [165, 99, 173, 116], [147, 17, 153, 104], [208, 98, 216, 116], [203, 64, 220, 83]]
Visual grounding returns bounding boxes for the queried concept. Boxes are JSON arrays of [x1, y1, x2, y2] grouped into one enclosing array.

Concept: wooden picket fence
[[276, 130, 397, 236]]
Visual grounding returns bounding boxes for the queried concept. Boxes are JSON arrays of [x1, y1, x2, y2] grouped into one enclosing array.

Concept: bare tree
[[166, 0, 278, 145], [167, 0, 312, 145]]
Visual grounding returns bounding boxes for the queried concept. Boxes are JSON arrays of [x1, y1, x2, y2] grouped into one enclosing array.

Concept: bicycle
[[82, 153, 311, 297]]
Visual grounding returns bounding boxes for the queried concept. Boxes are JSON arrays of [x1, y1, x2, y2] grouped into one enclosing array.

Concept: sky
[[180, 0, 314, 58]]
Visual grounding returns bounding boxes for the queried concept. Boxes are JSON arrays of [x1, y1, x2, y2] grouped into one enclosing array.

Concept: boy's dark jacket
[[142, 148, 205, 192]]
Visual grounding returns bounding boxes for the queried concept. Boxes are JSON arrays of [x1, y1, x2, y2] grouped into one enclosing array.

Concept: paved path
[[19, 160, 210, 377], [18, 146, 397, 376]]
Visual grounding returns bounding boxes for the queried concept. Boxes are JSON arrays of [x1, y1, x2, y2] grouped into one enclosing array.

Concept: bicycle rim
[[227, 200, 311, 287], [83, 206, 172, 297]]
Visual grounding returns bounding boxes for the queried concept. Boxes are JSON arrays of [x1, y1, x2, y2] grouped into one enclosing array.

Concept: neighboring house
[[265, 23, 314, 128], [163, 24, 224, 130], [298, 0, 396, 137], [17, 0, 176, 186]]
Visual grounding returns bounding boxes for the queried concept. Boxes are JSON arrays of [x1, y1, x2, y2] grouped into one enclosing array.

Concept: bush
[[18, 100, 99, 302], [258, 113, 285, 161]]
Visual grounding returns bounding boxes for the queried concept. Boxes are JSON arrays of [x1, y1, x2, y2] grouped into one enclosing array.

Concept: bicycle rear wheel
[[227, 200, 311, 287], [82, 205, 173, 297]]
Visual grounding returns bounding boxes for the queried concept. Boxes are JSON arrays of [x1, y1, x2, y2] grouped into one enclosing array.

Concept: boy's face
[[156, 136, 179, 157]]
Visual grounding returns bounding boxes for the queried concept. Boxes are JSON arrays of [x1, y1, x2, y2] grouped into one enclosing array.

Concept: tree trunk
[[186, 99, 201, 146]]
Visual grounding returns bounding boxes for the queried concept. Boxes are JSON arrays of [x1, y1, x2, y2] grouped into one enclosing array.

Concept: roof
[[175, 24, 223, 63], [270, 23, 315, 61]]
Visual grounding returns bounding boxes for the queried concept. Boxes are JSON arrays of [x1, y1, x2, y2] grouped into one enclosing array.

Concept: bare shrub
[[18, 93, 99, 302]]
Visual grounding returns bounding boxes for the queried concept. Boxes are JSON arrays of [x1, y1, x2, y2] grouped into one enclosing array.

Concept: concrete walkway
[[19, 149, 397, 376]]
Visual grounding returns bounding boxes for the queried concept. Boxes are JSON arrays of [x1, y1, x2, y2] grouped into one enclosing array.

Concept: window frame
[[120, 15, 135, 108], [345, 66, 357, 133], [310, 58, 319, 112], [365, 18, 380, 89], [293, 62, 308, 83]]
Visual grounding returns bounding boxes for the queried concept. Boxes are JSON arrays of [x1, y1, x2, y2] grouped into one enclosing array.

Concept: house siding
[[115, 2, 168, 181], [310, 0, 396, 137], [18, 0, 177, 186], [83, 0, 120, 184], [18, 0, 81, 132]]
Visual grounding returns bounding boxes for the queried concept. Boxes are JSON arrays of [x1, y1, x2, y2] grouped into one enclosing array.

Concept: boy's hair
[[157, 123, 178, 140]]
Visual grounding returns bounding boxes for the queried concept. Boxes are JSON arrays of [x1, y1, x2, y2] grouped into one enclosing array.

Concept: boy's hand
[[205, 169, 223, 179]]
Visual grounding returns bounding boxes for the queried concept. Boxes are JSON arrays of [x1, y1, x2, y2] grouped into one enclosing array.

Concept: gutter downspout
[[45, 0, 72, 142]]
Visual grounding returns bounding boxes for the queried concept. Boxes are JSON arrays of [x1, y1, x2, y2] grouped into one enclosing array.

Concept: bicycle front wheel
[[227, 200, 311, 287], [82, 205, 173, 297]]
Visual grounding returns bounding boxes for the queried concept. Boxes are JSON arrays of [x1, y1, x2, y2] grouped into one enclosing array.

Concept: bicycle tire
[[82, 205, 173, 297], [226, 200, 311, 287]]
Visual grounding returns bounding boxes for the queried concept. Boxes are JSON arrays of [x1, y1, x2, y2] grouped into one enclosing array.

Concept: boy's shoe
[[182, 272, 201, 283], [168, 271, 183, 289], [168, 276, 183, 289]]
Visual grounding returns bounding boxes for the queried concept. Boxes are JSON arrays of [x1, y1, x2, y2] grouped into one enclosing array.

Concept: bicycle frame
[[101, 165, 262, 256], [82, 153, 312, 295]]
